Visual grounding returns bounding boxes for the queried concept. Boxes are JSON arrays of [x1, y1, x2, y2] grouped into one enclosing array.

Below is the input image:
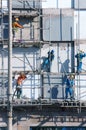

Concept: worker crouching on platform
[[41, 50, 54, 72], [65, 74, 75, 101], [16, 73, 26, 99], [75, 50, 86, 73]]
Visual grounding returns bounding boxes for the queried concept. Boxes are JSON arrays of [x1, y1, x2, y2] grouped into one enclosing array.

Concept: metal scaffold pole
[[7, 0, 12, 130]]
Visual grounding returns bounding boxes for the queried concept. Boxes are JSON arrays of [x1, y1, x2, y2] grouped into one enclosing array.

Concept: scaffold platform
[[0, 98, 86, 108]]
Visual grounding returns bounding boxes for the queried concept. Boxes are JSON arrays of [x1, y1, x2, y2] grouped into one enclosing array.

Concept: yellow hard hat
[[15, 18, 19, 21]]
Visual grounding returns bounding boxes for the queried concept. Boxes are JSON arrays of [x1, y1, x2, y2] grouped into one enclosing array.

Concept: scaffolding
[[0, 0, 86, 112]]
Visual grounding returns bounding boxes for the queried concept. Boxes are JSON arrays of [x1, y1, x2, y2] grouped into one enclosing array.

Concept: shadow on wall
[[60, 59, 70, 73], [51, 85, 58, 99], [62, 75, 67, 86], [45, 85, 64, 99]]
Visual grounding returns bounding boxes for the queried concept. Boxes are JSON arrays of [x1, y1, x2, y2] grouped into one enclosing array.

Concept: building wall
[[57, 0, 72, 8], [42, 0, 57, 8], [42, 9, 74, 41], [74, 0, 86, 9], [42, 0, 73, 8], [42, 0, 86, 41], [74, 11, 86, 40]]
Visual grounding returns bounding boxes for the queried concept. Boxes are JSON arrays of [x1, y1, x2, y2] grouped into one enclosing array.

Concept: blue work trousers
[[65, 87, 73, 99], [77, 61, 82, 72], [16, 86, 22, 99]]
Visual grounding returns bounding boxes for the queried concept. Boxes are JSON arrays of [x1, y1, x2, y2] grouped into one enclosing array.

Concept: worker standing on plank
[[75, 50, 86, 73], [65, 74, 75, 101], [16, 73, 26, 99], [12, 17, 23, 41]]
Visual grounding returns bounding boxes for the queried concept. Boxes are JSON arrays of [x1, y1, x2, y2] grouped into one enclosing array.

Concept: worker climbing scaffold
[[41, 50, 54, 72], [12, 17, 23, 41], [75, 50, 86, 74]]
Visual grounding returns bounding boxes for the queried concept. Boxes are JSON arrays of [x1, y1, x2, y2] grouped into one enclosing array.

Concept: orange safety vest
[[17, 75, 26, 85], [12, 22, 23, 28]]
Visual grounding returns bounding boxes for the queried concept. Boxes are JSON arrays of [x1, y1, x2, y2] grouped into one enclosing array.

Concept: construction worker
[[65, 74, 75, 100], [12, 17, 23, 40], [41, 50, 55, 72], [75, 50, 86, 73], [12, 17, 23, 29], [16, 73, 26, 99]]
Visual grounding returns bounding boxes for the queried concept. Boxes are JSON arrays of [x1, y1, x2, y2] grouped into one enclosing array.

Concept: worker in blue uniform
[[75, 50, 86, 73], [41, 50, 54, 72], [65, 74, 75, 100]]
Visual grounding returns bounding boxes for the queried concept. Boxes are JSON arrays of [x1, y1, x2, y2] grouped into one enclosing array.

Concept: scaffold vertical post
[[78, 0, 81, 102], [7, 0, 12, 130], [1, 0, 5, 100], [39, 0, 43, 100]]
